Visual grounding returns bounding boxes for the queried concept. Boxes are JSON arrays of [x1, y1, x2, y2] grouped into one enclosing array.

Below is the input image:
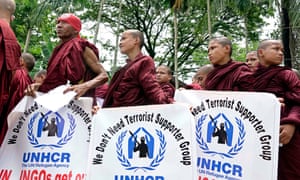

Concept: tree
[[13, 0, 92, 75], [230, 0, 273, 52], [208, 0, 273, 46], [87, 0, 210, 81], [288, 0, 300, 69], [275, 0, 300, 69], [13, 0, 277, 81], [170, 0, 189, 88]]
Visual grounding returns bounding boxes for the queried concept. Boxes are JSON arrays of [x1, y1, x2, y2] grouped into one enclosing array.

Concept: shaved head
[[157, 64, 172, 75], [21, 53, 35, 71], [0, 0, 16, 14], [197, 64, 213, 74], [194, 64, 214, 88], [257, 39, 284, 67], [246, 51, 257, 56], [258, 40, 282, 50], [126, 29, 144, 49], [209, 36, 233, 56]]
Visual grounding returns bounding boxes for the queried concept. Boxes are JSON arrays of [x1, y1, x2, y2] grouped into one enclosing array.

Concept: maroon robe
[[7, 68, 33, 114], [0, 68, 33, 145], [102, 53, 173, 107], [205, 60, 253, 91], [0, 19, 21, 146], [160, 82, 175, 99], [39, 38, 98, 98], [253, 64, 300, 180], [184, 83, 202, 90], [95, 83, 108, 99]]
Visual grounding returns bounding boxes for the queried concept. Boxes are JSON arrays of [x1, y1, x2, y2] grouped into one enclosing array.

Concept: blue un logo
[[128, 128, 154, 159], [27, 111, 76, 149], [116, 127, 166, 172], [196, 113, 245, 159]]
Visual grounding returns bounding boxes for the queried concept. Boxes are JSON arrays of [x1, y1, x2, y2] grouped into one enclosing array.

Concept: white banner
[[175, 90, 280, 180], [87, 104, 197, 180], [0, 87, 93, 180]]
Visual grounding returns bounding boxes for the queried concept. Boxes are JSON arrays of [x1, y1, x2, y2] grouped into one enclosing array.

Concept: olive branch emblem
[[116, 129, 166, 172], [196, 114, 245, 158], [27, 113, 76, 148]]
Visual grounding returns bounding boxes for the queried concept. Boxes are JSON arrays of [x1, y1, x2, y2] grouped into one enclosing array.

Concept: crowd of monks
[[1, 0, 300, 179]]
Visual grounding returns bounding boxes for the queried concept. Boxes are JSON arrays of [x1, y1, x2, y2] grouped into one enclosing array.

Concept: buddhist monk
[[1, 53, 35, 145], [205, 36, 253, 91], [33, 69, 47, 84], [246, 50, 259, 71], [0, 0, 21, 146], [183, 73, 202, 90], [194, 64, 213, 89], [25, 13, 108, 101], [102, 29, 173, 107], [7, 53, 35, 115], [253, 39, 300, 180], [156, 65, 175, 99], [182, 65, 213, 90]]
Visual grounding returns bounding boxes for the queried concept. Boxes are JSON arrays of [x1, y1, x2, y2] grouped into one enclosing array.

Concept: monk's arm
[[82, 47, 108, 87], [24, 83, 42, 97], [64, 47, 108, 98]]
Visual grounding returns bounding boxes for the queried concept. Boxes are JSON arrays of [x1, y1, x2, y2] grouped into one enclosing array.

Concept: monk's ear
[[257, 49, 264, 57], [224, 45, 231, 54], [167, 74, 172, 81], [134, 37, 140, 46]]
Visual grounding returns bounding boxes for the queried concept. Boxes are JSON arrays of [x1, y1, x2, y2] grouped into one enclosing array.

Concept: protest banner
[[87, 104, 197, 179], [175, 90, 280, 180], [0, 86, 92, 180]]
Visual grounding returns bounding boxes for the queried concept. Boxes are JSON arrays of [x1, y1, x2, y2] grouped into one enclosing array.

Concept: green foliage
[[232, 42, 257, 62], [12, 0, 91, 75], [12, 0, 279, 81]]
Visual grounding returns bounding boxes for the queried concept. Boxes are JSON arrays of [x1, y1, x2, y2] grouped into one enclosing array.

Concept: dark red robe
[[253, 64, 300, 180], [102, 53, 173, 107], [0, 68, 33, 145], [160, 82, 175, 99], [95, 83, 108, 99], [95, 83, 108, 107], [184, 83, 202, 90], [0, 19, 21, 146], [205, 60, 253, 91], [7, 68, 33, 114], [39, 38, 98, 98]]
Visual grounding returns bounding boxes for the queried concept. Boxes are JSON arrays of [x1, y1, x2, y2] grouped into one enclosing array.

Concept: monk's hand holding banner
[[175, 90, 280, 180], [0, 85, 93, 180], [87, 104, 197, 179]]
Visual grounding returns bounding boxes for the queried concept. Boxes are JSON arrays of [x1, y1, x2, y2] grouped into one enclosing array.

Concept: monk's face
[[194, 72, 207, 87], [56, 21, 77, 40], [119, 31, 139, 55], [258, 41, 284, 67], [156, 66, 172, 83], [246, 52, 259, 71], [208, 40, 230, 65], [34, 75, 46, 84]]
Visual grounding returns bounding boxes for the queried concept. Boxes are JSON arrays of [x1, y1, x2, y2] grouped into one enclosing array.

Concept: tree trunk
[[244, 16, 248, 53], [93, 0, 105, 44], [207, 0, 212, 38], [173, 10, 179, 89], [112, 0, 123, 74], [281, 0, 292, 67], [23, 28, 32, 53]]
